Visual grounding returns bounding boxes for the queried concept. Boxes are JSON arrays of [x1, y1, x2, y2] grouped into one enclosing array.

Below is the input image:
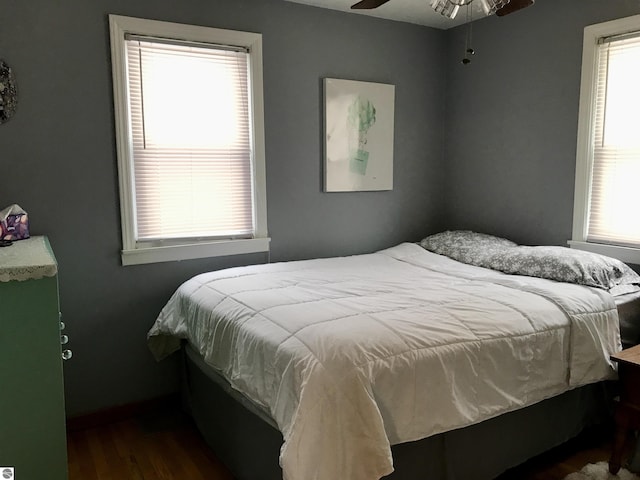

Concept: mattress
[[148, 242, 621, 480]]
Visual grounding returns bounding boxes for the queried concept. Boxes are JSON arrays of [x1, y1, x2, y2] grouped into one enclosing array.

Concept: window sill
[[568, 240, 640, 266], [121, 237, 270, 266]]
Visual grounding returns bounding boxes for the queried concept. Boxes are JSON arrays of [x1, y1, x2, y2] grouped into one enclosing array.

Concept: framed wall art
[[323, 78, 395, 192]]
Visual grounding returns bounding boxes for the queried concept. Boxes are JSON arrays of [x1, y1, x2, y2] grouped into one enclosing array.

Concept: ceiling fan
[[351, 0, 535, 19]]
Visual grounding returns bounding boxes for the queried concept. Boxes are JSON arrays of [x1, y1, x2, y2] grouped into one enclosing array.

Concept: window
[[571, 14, 640, 264], [109, 15, 268, 265]]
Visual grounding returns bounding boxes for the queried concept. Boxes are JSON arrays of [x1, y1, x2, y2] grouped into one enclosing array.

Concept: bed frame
[[181, 345, 614, 480]]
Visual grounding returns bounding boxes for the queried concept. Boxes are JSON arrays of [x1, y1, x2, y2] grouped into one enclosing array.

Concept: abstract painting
[[324, 78, 394, 192]]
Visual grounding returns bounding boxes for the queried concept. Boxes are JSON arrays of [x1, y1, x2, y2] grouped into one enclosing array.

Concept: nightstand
[[609, 344, 640, 474]]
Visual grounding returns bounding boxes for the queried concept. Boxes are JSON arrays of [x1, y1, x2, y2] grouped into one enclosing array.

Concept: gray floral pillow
[[419, 230, 640, 293], [420, 230, 516, 265], [484, 246, 640, 292]]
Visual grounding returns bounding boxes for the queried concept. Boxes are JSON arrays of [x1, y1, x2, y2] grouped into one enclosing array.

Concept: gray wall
[[443, 0, 640, 247], [0, 0, 446, 415]]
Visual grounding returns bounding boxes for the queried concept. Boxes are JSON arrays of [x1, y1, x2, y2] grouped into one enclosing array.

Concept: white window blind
[[587, 33, 640, 248], [126, 37, 254, 242]]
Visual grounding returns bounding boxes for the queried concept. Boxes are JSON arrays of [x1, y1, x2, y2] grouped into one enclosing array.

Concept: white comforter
[[148, 243, 621, 480]]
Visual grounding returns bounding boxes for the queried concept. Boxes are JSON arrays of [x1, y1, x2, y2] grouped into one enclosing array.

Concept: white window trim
[[109, 15, 269, 266], [570, 13, 640, 265]]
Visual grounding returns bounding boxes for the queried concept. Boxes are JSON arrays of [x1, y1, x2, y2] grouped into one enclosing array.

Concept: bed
[[148, 231, 640, 480]]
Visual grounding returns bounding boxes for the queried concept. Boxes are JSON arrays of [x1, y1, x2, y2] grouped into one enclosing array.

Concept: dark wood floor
[[67, 408, 233, 480], [67, 406, 621, 480]]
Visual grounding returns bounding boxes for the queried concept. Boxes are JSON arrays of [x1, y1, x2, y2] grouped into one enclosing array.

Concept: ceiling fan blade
[[351, 0, 391, 9], [496, 0, 534, 17]]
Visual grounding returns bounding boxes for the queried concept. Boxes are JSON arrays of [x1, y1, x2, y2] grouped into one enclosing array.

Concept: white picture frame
[[323, 78, 395, 192]]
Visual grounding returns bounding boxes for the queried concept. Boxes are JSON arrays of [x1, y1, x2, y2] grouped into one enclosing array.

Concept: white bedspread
[[148, 243, 621, 480]]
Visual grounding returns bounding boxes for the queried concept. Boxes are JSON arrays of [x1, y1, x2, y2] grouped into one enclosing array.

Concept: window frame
[[570, 13, 640, 265], [109, 15, 269, 266]]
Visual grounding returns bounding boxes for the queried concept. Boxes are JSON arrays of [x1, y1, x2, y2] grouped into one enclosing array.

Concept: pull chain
[[462, 4, 475, 65]]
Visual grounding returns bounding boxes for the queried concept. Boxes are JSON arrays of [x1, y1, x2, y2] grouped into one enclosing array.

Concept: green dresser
[[0, 237, 68, 480]]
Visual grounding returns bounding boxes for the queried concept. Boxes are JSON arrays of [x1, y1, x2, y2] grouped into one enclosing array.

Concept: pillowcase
[[485, 245, 640, 292], [420, 230, 640, 293], [419, 230, 516, 265]]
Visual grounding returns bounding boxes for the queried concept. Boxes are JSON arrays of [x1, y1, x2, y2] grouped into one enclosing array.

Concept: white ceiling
[[284, 0, 492, 29]]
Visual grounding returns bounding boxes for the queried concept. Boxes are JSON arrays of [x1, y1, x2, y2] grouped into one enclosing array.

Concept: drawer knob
[[62, 349, 73, 361], [61, 334, 69, 345]]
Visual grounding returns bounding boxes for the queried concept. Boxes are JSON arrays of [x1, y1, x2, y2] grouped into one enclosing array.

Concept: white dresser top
[[0, 236, 58, 282]]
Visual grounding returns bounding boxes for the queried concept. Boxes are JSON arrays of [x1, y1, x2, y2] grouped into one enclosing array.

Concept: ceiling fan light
[[478, 0, 511, 15], [431, 0, 459, 19]]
